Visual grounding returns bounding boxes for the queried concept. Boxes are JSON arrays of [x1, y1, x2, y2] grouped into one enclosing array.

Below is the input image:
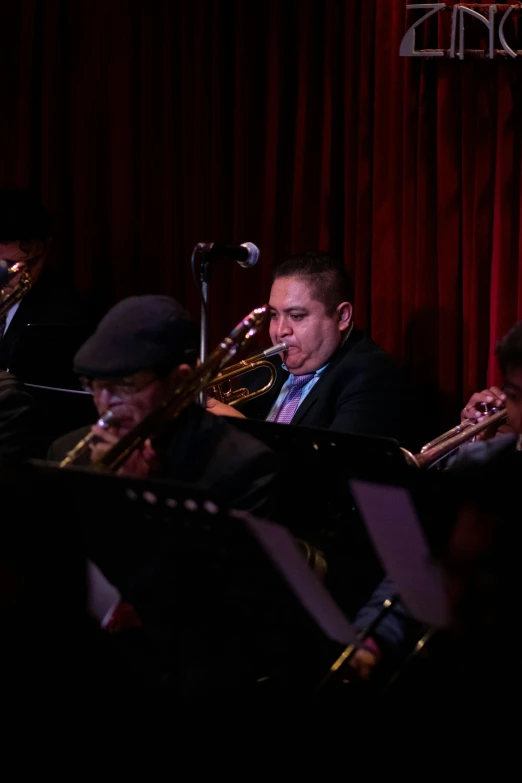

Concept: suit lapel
[[290, 328, 362, 425]]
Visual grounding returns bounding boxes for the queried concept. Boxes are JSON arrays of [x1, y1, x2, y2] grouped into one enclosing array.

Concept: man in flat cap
[[47, 294, 277, 517]]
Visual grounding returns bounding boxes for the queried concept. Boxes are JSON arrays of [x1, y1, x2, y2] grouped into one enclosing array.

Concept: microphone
[[196, 242, 260, 269]]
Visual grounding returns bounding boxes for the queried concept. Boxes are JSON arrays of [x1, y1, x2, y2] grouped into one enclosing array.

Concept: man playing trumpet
[[448, 319, 522, 465], [207, 251, 407, 441], [350, 319, 522, 682]]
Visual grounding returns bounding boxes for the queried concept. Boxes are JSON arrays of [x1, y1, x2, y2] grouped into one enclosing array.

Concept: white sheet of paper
[[86, 560, 121, 626], [349, 479, 450, 628], [240, 514, 357, 646]]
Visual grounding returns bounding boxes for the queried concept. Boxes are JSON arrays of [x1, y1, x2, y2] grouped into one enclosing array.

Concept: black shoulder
[[47, 426, 91, 463]]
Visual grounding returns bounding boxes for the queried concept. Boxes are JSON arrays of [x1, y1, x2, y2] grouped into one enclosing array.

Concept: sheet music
[[349, 479, 450, 628], [240, 514, 357, 646], [86, 560, 121, 627]]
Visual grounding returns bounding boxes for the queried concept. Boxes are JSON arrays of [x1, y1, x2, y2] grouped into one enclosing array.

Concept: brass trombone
[[207, 342, 287, 406], [401, 407, 507, 468]]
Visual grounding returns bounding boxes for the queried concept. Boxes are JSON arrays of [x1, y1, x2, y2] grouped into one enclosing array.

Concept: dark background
[[2, 0, 522, 432]]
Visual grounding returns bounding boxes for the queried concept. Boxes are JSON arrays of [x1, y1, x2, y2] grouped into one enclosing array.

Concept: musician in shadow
[[0, 369, 39, 467], [46, 294, 278, 518], [447, 319, 522, 464], [349, 319, 522, 682], [206, 251, 408, 442], [0, 187, 100, 379], [43, 295, 324, 701]]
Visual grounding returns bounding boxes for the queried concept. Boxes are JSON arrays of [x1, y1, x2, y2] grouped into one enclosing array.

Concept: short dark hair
[[0, 188, 52, 245], [495, 320, 522, 375], [272, 251, 353, 314]]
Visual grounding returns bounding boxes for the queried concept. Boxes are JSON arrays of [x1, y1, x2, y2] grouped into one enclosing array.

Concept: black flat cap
[[73, 295, 199, 378]]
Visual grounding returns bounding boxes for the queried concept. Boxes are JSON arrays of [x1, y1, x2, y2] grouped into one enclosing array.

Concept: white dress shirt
[[266, 323, 354, 422]]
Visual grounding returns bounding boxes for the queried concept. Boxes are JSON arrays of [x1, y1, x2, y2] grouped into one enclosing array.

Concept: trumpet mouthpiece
[[263, 342, 287, 358]]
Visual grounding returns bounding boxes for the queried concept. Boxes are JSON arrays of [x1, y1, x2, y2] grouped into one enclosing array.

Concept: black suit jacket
[[0, 370, 39, 465], [237, 327, 406, 441], [0, 268, 101, 380], [47, 403, 279, 519]]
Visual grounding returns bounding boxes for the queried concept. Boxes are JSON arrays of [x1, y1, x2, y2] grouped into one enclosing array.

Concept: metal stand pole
[[198, 260, 210, 407]]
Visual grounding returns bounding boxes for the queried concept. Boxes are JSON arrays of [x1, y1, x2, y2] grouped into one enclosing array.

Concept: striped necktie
[[272, 373, 315, 424]]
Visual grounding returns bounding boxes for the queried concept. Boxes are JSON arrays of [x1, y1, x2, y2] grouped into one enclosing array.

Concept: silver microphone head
[[237, 242, 260, 269]]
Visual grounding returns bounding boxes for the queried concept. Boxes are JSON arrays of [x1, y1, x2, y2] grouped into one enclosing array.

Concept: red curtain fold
[[1, 0, 522, 432]]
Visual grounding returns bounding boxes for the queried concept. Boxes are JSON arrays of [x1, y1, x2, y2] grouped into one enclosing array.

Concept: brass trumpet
[[207, 342, 287, 406], [0, 261, 32, 318], [401, 407, 507, 468]]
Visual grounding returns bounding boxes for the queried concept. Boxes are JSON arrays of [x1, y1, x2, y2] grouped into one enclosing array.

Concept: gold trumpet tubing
[[208, 342, 287, 406], [59, 410, 117, 468], [402, 408, 507, 469], [419, 418, 475, 453], [208, 361, 275, 406], [0, 262, 32, 318]]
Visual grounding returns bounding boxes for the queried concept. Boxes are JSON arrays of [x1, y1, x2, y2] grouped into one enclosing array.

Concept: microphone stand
[[198, 256, 210, 407], [191, 240, 260, 407]]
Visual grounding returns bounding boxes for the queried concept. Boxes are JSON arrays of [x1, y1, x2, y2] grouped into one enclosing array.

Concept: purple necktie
[[272, 373, 315, 424]]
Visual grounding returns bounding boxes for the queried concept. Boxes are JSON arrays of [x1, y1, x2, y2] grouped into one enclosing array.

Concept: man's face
[[88, 370, 172, 436], [268, 276, 352, 375], [0, 239, 48, 291], [502, 366, 522, 435], [86, 364, 191, 437]]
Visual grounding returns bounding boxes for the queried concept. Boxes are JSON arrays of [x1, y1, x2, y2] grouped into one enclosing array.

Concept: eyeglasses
[[80, 371, 159, 397]]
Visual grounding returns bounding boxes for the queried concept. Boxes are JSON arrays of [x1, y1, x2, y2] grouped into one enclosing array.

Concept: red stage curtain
[[1, 0, 522, 433]]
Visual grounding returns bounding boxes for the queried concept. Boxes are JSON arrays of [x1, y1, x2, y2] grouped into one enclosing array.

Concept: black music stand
[[8, 322, 95, 389], [228, 418, 409, 529], [8, 459, 371, 707], [310, 465, 471, 696], [0, 465, 90, 709], [341, 466, 498, 706], [229, 419, 411, 617], [7, 323, 98, 456], [229, 418, 407, 475]]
